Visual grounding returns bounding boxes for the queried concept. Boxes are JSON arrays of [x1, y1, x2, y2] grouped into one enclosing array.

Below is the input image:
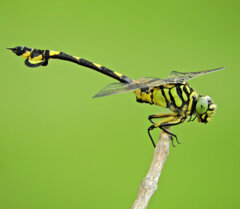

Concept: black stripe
[[160, 86, 169, 107], [100, 66, 129, 83], [176, 85, 184, 107], [30, 49, 45, 59], [150, 88, 154, 104], [183, 85, 190, 98], [168, 87, 177, 107], [43, 50, 50, 60], [189, 94, 197, 116]]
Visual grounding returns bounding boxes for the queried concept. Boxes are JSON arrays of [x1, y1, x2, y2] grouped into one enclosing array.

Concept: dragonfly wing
[[94, 67, 225, 98], [93, 77, 166, 98], [93, 82, 131, 98], [168, 67, 225, 82]]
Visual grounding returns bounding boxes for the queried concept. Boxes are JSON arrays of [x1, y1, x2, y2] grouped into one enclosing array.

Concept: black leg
[[160, 126, 180, 145], [148, 125, 156, 148], [169, 135, 176, 147], [147, 114, 185, 148]]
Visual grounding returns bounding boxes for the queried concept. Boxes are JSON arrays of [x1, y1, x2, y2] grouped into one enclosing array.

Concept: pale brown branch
[[131, 131, 170, 209]]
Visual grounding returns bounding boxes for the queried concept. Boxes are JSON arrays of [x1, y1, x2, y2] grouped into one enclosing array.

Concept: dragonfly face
[[196, 96, 217, 123]]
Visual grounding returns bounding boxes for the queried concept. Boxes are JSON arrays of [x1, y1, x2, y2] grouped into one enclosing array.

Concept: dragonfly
[[8, 46, 224, 147]]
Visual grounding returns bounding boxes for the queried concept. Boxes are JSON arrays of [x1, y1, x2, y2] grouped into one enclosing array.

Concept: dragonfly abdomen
[[7, 46, 133, 84]]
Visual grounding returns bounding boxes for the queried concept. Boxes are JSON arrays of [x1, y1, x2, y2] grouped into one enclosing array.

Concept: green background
[[0, 0, 239, 209]]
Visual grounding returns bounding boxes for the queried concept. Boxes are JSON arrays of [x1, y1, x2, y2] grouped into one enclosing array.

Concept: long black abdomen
[[8, 46, 133, 84], [50, 52, 133, 84]]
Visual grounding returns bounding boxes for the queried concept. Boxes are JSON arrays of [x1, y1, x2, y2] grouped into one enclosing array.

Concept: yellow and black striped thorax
[[134, 83, 199, 115]]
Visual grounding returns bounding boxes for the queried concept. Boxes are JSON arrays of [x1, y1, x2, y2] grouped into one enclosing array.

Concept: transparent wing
[[93, 77, 166, 98], [168, 67, 225, 82], [93, 67, 225, 98], [93, 82, 128, 98]]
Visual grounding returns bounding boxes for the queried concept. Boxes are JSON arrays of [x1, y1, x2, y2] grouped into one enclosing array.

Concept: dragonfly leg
[[148, 113, 178, 124], [148, 126, 156, 148], [148, 115, 187, 147], [160, 126, 179, 145], [170, 136, 175, 147], [147, 114, 179, 148], [159, 116, 187, 145]]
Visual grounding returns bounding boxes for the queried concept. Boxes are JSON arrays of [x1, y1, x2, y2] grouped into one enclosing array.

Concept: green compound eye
[[196, 97, 208, 115]]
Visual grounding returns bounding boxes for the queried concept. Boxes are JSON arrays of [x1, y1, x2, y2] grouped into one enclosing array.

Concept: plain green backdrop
[[0, 0, 239, 209]]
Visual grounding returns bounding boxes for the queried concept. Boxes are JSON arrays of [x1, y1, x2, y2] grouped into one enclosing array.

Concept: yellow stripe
[[182, 104, 187, 111], [21, 51, 31, 58], [141, 92, 152, 103], [170, 87, 182, 107], [31, 54, 42, 61], [114, 71, 123, 77], [154, 115, 183, 128], [188, 91, 199, 112], [188, 97, 193, 112], [49, 50, 61, 56], [180, 85, 188, 101], [94, 63, 102, 68], [185, 85, 191, 94], [29, 55, 43, 64], [163, 88, 171, 102], [134, 89, 141, 99], [134, 89, 152, 104], [153, 89, 167, 108], [74, 56, 81, 60]]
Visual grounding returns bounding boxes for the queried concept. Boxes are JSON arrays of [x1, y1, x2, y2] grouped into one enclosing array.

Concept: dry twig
[[131, 131, 170, 209]]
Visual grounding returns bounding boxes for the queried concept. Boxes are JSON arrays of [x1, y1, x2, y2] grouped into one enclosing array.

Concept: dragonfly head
[[7, 46, 31, 58], [196, 95, 217, 123]]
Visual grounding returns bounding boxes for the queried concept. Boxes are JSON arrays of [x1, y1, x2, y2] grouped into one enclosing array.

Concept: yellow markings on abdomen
[[21, 51, 31, 58], [93, 63, 102, 68], [153, 89, 167, 108], [114, 71, 123, 77], [170, 87, 182, 107], [49, 50, 61, 56], [29, 55, 43, 64], [73, 56, 81, 60]]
